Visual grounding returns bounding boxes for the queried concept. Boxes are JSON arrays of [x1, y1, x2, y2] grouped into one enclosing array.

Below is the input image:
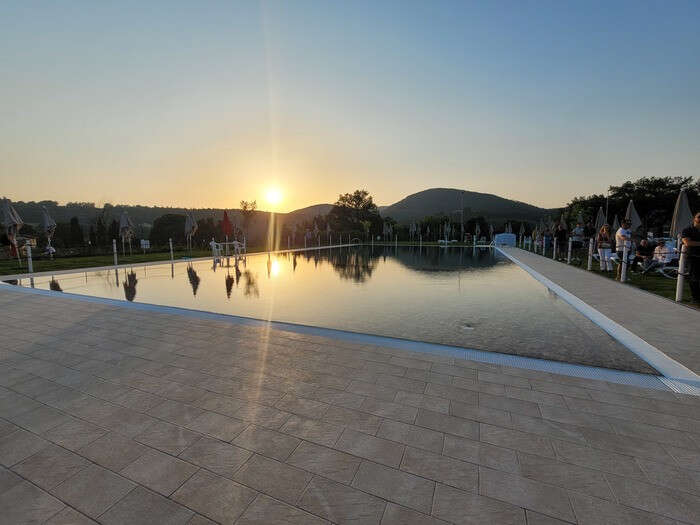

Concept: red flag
[[221, 210, 233, 237]]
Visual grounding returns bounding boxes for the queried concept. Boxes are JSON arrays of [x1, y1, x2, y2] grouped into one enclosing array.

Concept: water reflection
[[123, 270, 138, 302], [186, 265, 200, 296], [225, 272, 234, 299], [242, 270, 259, 298], [18, 246, 645, 372], [49, 278, 62, 292]]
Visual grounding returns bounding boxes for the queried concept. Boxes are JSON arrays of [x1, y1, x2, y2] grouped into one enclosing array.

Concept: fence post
[[553, 239, 558, 260], [587, 238, 594, 271], [621, 244, 629, 282], [395, 235, 397, 249], [26, 243, 33, 274], [112, 239, 118, 266], [675, 244, 688, 302], [169, 238, 174, 262], [567, 238, 572, 264]]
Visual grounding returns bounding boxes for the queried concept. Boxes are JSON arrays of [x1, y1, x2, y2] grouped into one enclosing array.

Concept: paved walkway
[[1, 287, 699, 524], [502, 247, 700, 375]]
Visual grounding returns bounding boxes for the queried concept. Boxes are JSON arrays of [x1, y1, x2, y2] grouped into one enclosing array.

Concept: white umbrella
[[119, 211, 134, 255], [1, 199, 23, 263], [670, 189, 693, 240], [625, 200, 642, 232], [185, 211, 198, 253], [577, 212, 584, 224], [41, 206, 57, 257], [594, 207, 606, 232], [612, 214, 620, 231], [488, 223, 494, 239], [559, 213, 568, 230], [519, 223, 525, 235]]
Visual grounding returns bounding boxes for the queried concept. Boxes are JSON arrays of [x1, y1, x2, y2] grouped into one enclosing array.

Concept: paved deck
[[1, 287, 699, 524], [502, 247, 700, 375]]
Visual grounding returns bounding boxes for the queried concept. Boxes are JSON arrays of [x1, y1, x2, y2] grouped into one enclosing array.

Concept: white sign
[[140, 239, 150, 249]]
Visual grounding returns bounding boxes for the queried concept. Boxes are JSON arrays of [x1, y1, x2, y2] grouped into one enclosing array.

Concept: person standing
[[554, 224, 567, 260], [615, 219, 632, 280], [596, 224, 613, 272], [681, 212, 700, 303]]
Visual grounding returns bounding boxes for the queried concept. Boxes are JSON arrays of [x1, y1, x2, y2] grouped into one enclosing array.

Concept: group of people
[[595, 221, 672, 277], [529, 213, 700, 304], [596, 213, 700, 303]]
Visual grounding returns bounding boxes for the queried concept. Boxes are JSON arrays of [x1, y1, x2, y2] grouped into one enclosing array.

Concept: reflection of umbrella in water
[[242, 270, 259, 297], [186, 265, 200, 296], [235, 265, 242, 284], [49, 278, 62, 292], [225, 272, 234, 299], [292, 254, 297, 272], [122, 271, 138, 302]]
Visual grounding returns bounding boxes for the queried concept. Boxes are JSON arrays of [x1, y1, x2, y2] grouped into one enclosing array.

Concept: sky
[[1, 1, 699, 212]]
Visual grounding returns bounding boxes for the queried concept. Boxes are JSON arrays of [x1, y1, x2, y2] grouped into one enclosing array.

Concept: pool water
[[17, 246, 656, 374]]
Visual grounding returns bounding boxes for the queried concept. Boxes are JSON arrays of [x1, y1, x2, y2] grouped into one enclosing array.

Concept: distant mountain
[[380, 188, 556, 224], [284, 204, 333, 224]]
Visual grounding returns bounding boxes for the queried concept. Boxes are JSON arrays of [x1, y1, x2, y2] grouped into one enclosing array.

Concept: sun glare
[[265, 187, 283, 207]]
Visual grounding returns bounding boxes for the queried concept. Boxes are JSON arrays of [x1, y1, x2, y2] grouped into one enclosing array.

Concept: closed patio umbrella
[[119, 211, 134, 256], [594, 207, 606, 232], [612, 215, 620, 231], [625, 200, 642, 232], [185, 211, 198, 253], [559, 214, 568, 230], [577, 212, 584, 224], [1, 199, 23, 263], [41, 206, 57, 257], [670, 189, 693, 241]]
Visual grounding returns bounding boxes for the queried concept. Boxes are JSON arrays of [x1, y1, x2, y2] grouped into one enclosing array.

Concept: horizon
[[2, 1, 699, 212]]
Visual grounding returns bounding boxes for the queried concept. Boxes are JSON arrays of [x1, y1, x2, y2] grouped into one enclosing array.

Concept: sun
[[265, 187, 283, 207]]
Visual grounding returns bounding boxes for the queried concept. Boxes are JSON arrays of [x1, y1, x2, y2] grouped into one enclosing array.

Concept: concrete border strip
[[496, 246, 699, 386]]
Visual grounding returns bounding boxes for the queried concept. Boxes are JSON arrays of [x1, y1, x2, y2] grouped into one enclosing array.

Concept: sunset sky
[[2, 1, 699, 212]]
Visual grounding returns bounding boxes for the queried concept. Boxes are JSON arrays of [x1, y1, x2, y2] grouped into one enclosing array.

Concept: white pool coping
[[495, 247, 699, 390]]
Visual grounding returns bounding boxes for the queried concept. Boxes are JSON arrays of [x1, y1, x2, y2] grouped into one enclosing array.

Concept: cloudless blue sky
[[1, 0, 698, 211]]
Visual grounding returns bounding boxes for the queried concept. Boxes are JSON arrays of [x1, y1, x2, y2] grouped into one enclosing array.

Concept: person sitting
[[643, 239, 674, 274], [633, 239, 654, 271]]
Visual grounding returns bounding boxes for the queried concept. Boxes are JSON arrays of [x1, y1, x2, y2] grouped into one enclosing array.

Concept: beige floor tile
[[298, 475, 386, 524], [287, 441, 361, 484], [352, 461, 434, 514], [234, 453, 312, 504], [121, 448, 198, 496], [172, 469, 258, 525]]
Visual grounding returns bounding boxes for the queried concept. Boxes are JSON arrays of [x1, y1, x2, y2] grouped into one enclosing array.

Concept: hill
[[380, 188, 555, 224]]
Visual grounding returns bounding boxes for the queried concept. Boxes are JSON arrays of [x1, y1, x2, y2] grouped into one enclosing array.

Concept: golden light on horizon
[[265, 187, 283, 207]]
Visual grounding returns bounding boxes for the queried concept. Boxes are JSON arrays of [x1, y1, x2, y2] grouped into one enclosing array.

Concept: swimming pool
[[13, 246, 656, 374]]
